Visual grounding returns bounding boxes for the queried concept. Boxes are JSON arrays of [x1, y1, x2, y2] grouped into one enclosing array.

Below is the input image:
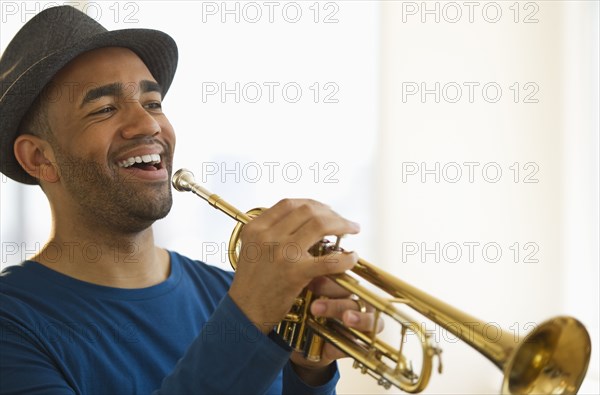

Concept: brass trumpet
[[172, 168, 591, 394]]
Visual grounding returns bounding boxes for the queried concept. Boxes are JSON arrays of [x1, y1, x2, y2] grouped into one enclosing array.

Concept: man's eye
[[93, 106, 115, 115], [146, 102, 163, 110]]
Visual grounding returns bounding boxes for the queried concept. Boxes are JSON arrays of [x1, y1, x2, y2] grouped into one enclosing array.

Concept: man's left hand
[[289, 276, 384, 385]]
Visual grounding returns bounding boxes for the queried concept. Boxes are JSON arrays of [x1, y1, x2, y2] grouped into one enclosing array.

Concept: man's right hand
[[227, 198, 360, 334]]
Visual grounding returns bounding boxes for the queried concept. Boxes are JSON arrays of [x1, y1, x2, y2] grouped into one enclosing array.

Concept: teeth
[[119, 153, 161, 168]]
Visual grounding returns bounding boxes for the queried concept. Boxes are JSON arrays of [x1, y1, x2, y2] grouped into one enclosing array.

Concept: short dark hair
[[18, 91, 52, 141]]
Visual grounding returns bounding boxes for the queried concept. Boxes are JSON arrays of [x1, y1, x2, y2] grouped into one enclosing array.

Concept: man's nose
[[119, 103, 161, 139]]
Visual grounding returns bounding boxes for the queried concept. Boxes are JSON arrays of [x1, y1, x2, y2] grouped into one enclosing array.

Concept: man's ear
[[13, 134, 60, 183]]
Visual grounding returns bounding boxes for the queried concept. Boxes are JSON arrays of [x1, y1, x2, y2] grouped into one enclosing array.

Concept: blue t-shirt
[[0, 251, 338, 394]]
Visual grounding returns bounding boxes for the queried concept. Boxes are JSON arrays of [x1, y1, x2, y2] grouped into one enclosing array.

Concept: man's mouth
[[118, 154, 162, 171]]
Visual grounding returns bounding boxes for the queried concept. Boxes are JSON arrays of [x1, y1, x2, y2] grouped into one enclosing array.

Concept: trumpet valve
[[433, 346, 443, 374]]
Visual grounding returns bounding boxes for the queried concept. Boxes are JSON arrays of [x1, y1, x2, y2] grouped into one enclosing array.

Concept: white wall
[[1, 1, 597, 394], [377, 1, 599, 394]]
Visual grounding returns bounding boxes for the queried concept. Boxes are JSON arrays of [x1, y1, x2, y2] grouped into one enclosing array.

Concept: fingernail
[[346, 311, 359, 324], [312, 300, 326, 315]]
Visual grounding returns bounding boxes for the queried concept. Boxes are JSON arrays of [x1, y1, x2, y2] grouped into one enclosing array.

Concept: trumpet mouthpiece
[[172, 168, 195, 192]]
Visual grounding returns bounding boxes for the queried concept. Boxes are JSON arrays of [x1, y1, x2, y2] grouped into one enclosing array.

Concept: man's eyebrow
[[81, 82, 123, 108], [80, 80, 162, 108], [140, 80, 162, 95]]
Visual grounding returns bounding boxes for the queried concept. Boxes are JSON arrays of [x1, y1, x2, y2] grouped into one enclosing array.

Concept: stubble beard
[[53, 145, 173, 234]]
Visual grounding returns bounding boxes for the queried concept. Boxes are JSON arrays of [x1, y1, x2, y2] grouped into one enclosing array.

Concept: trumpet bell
[[502, 316, 591, 395]]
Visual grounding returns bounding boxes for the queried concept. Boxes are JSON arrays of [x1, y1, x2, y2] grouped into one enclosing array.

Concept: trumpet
[[172, 168, 591, 394]]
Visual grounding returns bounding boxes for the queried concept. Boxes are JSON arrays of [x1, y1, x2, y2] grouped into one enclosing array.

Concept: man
[[0, 6, 376, 394]]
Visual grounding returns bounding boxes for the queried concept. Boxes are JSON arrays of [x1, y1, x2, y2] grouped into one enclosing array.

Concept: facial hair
[[52, 143, 173, 234]]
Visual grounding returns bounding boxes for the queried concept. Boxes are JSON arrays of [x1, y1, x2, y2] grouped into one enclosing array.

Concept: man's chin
[[121, 209, 171, 234], [111, 191, 173, 234]]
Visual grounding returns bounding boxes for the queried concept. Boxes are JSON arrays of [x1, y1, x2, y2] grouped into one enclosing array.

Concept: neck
[[34, 225, 170, 289]]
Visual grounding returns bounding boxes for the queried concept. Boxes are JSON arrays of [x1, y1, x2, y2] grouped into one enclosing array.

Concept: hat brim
[[0, 28, 178, 185]]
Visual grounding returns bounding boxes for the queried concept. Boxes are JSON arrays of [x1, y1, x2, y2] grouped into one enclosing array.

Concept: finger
[[266, 200, 330, 238], [250, 198, 324, 232], [307, 277, 352, 298], [320, 343, 347, 361], [311, 298, 384, 333], [310, 297, 365, 319], [267, 202, 360, 252], [341, 310, 385, 334], [291, 214, 360, 250]]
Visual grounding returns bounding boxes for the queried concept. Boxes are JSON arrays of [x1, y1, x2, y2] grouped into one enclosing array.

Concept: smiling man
[[0, 5, 375, 395]]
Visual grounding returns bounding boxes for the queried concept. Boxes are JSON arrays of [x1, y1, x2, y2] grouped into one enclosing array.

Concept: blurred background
[[1, 1, 598, 393]]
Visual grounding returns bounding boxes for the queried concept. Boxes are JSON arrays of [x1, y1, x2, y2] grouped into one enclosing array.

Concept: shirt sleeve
[[154, 294, 339, 395], [282, 361, 340, 395]]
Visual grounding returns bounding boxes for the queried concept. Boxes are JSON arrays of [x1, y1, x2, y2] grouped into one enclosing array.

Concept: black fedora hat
[[0, 5, 178, 185]]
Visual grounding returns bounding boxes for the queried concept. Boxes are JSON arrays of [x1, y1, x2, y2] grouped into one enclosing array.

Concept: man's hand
[[228, 198, 360, 334], [226, 198, 379, 386], [289, 277, 384, 386]]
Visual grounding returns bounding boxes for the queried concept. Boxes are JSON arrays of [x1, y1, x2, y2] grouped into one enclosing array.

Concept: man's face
[[44, 47, 176, 233]]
